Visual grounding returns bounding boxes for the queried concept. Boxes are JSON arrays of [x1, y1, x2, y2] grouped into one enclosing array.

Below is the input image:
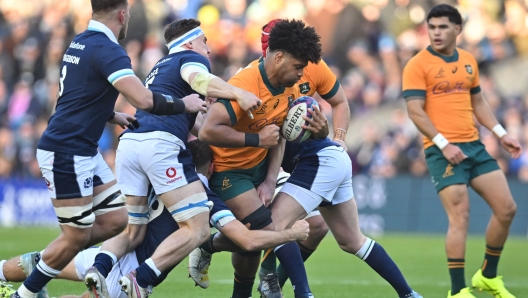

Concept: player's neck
[[91, 15, 120, 40], [430, 45, 456, 57], [263, 61, 281, 88]]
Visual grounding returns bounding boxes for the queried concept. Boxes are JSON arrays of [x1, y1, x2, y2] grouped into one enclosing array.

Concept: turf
[[0, 227, 526, 297]]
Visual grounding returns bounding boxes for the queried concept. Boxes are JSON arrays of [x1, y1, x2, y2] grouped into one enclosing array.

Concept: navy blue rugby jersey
[[124, 49, 211, 144], [134, 174, 233, 286], [281, 137, 341, 173], [38, 20, 134, 156]]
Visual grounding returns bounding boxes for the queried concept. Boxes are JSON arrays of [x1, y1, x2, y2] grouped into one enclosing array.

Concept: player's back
[[38, 21, 134, 156], [402, 46, 481, 148], [211, 61, 301, 172], [129, 50, 211, 143]]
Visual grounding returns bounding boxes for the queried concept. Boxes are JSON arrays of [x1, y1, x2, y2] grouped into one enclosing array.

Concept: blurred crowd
[[1, 0, 528, 182]]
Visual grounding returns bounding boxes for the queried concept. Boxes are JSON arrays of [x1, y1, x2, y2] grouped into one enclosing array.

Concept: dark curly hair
[[427, 4, 462, 25], [164, 19, 201, 44], [91, 0, 127, 14], [188, 139, 213, 174], [268, 19, 322, 64]]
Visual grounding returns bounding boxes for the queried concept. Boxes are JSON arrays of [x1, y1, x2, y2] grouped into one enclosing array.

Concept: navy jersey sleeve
[[205, 185, 236, 228], [180, 53, 212, 74], [92, 43, 135, 85]]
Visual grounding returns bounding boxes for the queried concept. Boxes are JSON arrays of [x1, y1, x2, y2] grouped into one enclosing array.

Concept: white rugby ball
[[281, 96, 318, 143]]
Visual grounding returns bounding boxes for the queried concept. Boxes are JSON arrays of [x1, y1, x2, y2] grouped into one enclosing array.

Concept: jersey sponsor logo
[[435, 68, 445, 78], [299, 82, 311, 94], [255, 103, 268, 115], [166, 167, 177, 178], [465, 65, 473, 74], [84, 177, 93, 189], [165, 168, 182, 184], [63, 54, 80, 65], [452, 66, 458, 73], [443, 164, 454, 178], [248, 117, 280, 130], [155, 57, 172, 66], [45, 178, 51, 187], [432, 81, 469, 94], [221, 177, 232, 190], [69, 42, 85, 50]]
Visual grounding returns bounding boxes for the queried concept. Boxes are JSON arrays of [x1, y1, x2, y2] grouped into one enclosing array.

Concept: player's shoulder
[[229, 64, 259, 83], [405, 49, 430, 69], [456, 47, 478, 62]]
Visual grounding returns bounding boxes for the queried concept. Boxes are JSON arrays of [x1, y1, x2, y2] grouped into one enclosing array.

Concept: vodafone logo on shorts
[[166, 167, 177, 178], [166, 167, 182, 184]]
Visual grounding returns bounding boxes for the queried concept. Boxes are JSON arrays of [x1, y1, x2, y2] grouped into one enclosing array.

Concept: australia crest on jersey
[[299, 82, 310, 94], [464, 64, 473, 74]]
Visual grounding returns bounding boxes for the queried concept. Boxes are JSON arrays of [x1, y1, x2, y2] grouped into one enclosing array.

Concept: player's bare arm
[[257, 137, 284, 206], [113, 76, 206, 114], [217, 219, 309, 252], [199, 103, 279, 148], [324, 85, 350, 149], [406, 97, 467, 164], [471, 92, 523, 158]]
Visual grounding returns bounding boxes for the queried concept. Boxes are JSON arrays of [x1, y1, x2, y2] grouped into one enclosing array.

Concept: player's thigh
[[438, 184, 470, 224], [470, 169, 516, 217], [319, 198, 364, 253], [424, 145, 472, 192], [158, 179, 210, 224], [270, 191, 309, 230], [115, 138, 150, 197]]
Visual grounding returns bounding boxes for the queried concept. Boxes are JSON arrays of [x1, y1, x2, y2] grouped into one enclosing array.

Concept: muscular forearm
[[203, 77, 239, 99], [265, 138, 284, 181], [331, 97, 350, 138], [198, 123, 247, 148], [239, 228, 300, 251], [408, 107, 440, 140], [473, 99, 499, 131]]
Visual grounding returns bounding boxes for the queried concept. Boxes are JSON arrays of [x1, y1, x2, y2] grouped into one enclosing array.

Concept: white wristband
[[492, 124, 507, 138], [432, 133, 449, 150]]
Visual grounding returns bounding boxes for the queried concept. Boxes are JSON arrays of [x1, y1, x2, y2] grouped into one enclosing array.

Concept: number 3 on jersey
[[58, 65, 67, 96]]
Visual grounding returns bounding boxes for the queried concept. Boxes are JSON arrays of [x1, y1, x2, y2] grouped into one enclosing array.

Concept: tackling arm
[[217, 219, 309, 252]]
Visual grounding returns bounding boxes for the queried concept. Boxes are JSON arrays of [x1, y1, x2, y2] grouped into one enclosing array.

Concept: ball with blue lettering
[[280, 96, 319, 143]]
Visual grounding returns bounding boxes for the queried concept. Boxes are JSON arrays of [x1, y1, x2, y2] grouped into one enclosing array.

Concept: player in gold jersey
[[199, 20, 323, 298], [403, 5, 521, 298]]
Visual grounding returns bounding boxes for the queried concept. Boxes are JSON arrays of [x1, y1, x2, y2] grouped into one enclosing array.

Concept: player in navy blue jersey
[[10, 1, 220, 297], [76, 18, 262, 298], [0, 139, 309, 298]]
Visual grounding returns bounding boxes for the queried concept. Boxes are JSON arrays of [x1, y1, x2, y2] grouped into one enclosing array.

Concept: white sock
[[36, 259, 61, 277], [18, 283, 38, 297], [0, 260, 6, 281], [145, 258, 161, 277]]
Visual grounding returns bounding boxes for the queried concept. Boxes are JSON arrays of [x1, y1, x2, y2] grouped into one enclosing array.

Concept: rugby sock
[[199, 232, 218, 254], [481, 245, 503, 278], [447, 258, 466, 295], [0, 260, 7, 281], [260, 249, 277, 275], [22, 259, 60, 294], [274, 242, 312, 297], [277, 242, 315, 287], [357, 239, 412, 297], [135, 258, 161, 288], [93, 251, 117, 278], [232, 272, 254, 298]]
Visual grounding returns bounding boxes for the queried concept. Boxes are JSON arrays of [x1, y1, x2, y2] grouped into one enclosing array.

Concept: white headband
[[166, 27, 205, 50]]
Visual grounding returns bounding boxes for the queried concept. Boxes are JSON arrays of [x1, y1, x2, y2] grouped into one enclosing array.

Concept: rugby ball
[[281, 96, 319, 142], [274, 171, 291, 198]]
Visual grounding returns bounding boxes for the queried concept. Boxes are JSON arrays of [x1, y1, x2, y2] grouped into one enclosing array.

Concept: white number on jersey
[[58, 65, 67, 96]]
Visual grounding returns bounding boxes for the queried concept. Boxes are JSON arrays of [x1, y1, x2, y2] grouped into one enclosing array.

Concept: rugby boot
[[85, 267, 110, 298], [447, 287, 477, 298], [187, 247, 211, 289], [18, 252, 49, 298], [471, 269, 516, 298], [257, 272, 282, 298]]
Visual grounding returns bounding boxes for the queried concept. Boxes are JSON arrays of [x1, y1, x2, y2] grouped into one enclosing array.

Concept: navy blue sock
[[93, 252, 115, 278], [359, 241, 412, 297], [274, 242, 311, 297], [135, 263, 159, 288], [23, 259, 60, 293]]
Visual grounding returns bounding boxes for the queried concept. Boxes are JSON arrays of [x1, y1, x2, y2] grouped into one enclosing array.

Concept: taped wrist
[[245, 133, 259, 147], [151, 92, 185, 115]]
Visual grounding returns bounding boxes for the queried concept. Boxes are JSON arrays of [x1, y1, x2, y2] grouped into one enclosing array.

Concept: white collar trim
[[87, 20, 118, 44]]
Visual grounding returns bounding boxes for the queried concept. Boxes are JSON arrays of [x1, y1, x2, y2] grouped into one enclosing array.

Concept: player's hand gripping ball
[[281, 96, 319, 142]]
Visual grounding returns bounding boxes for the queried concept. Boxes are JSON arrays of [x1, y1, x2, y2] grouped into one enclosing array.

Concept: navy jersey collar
[[87, 20, 118, 44]]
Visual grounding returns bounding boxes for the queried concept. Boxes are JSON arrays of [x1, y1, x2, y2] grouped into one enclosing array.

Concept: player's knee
[[240, 205, 272, 230], [496, 200, 517, 223]]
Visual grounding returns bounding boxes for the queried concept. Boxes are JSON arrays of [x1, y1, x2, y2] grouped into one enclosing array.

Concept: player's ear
[[274, 51, 284, 64], [117, 9, 126, 25], [454, 24, 462, 35]]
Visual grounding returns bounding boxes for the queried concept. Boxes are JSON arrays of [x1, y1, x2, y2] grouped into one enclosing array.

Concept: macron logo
[[69, 42, 85, 50]]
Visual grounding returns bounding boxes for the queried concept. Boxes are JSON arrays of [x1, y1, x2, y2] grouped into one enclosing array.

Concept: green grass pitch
[[0, 228, 526, 297]]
